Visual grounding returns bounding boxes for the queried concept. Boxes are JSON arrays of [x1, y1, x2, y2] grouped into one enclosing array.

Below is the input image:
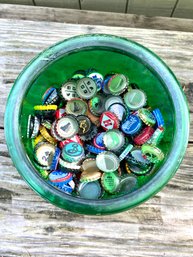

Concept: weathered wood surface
[[127, 0, 176, 17], [1, 4, 193, 32], [35, 0, 80, 9], [80, 0, 127, 13], [0, 8, 193, 257], [173, 0, 193, 19]]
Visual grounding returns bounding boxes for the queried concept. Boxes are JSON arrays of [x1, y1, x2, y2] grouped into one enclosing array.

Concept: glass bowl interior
[[5, 34, 189, 215]]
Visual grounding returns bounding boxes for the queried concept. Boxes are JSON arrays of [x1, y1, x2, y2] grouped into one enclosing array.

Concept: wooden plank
[[127, 0, 176, 17], [0, 127, 193, 256], [0, 0, 33, 4], [35, 0, 79, 9], [173, 0, 193, 19], [80, 0, 127, 13], [1, 4, 193, 33]]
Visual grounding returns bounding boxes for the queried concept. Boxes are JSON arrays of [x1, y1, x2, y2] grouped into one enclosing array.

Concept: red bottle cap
[[55, 108, 66, 119], [59, 135, 83, 149], [99, 111, 119, 131], [133, 126, 154, 145]]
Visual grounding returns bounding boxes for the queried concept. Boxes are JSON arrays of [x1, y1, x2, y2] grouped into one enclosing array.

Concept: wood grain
[[0, 0, 33, 4], [1, 4, 193, 32], [34, 0, 80, 9], [173, 0, 193, 19], [80, 0, 127, 13], [127, 0, 176, 17], [0, 12, 193, 257], [0, 127, 193, 256]]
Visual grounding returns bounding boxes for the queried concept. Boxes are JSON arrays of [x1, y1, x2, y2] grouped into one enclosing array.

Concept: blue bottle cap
[[93, 132, 106, 150], [49, 170, 73, 184], [152, 108, 165, 127], [87, 71, 104, 91], [120, 114, 142, 135], [50, 147, 61, 171], [85, 144, 106, 154], [48, 180, 73, 194]]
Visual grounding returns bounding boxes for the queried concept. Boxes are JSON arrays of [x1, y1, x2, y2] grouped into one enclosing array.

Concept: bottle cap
[[88, 94, 106, 116], [66, 98, 88, 116], [60, 81, 78, 100], [27, 115, 40, 138], [124, 89, 146, 110], [96, 151, 120, 172], [117, 175, 138, 194], [87, 71, 104, 91], [34, 134, 45, 146], [101, 171, 120, 194], [34, 142, 55, 167], [119, 144, 134, 161], [138, 108, 156, 126], [39, 126, 57, 145], [120, 114, 142, 135], [152, 108, 165, 127], [101, 75, 112, 94], [100, 111, 119, 130], [141, 144, 164, 163], [55, 116, 79, 139], [42, 87, 59, 105], [72, 70, 85, 80], [77, 181, 102, 199], [49, 180, 73, 194], [105, 96, 123, 110], [80, 158, 102, 182], [126, 148, 150, 169], [58, 158, 81, 170], [41, 119, 52, 130], [79, 125, 97, 141], [49, 170, 73, 184], [107, 102, 128, 121], [55, 108, 66, 119], [85, 144, 105, 154], [61, 142, 85, 163], [127, 162, 153, 176], [133, 126, 154, 145], [50, 120, 63, 141], [86, 108, 100, 127], [108, 74, 128, 95], [37, 169, 49, 179], [76, 78, 97, 99], [59, 135, 83, 149], [34, 105, 58, 111], [50, 147, 61, 171], [93, 132, 106, 150], [76, 115, 92, 135], [147, 126, 165, 145], [103, 129, 125, 152]]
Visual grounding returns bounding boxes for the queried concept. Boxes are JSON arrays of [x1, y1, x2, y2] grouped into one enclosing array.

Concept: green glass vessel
[[4, 34, 189, 215]]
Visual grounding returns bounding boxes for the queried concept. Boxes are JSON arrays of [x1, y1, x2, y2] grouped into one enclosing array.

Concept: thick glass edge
[[4, 34, 190, 215]]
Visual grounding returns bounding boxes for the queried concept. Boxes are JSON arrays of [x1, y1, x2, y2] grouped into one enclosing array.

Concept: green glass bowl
[[5, 34, 189, 215]]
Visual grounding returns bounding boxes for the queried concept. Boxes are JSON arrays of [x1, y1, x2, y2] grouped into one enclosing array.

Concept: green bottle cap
[[76, 78, 97, 99], [128, 162, 153, 176], [138, 108, 156, 126], [103, 129, 125, 152], [146, 127, 165, 145], [141, 144, 164, 163], [124, 89, 147, 110], [78, 181, 102, 199], [101, 171, 120, 194], [108, 74, 128, 95], [88, 94, 106, 116], [96, 151, 120, 172]]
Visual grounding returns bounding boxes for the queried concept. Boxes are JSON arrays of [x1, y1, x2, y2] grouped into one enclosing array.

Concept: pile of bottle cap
[[27, 69, 165, 199]]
